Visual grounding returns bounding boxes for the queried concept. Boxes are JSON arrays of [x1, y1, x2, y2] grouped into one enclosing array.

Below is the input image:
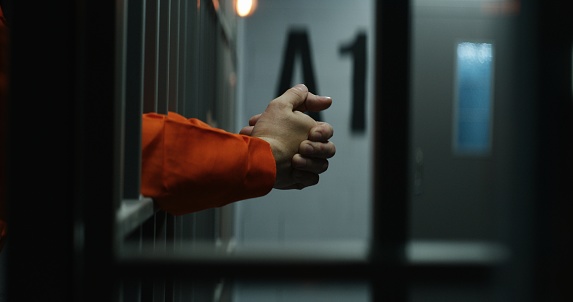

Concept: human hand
[[241, 118, 335, 190], [240, 84, 335, 189], [288, 121, 336, 189]]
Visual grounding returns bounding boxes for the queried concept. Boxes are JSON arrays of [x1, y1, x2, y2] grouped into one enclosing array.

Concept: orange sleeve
[[141, 111, 276, 216]]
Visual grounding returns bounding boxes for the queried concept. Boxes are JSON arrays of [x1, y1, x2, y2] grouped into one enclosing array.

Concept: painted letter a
[[276, 29, 322, 121]]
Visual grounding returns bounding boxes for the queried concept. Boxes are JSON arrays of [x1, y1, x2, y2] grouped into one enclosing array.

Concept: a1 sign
[[276, 29, 368, 133]]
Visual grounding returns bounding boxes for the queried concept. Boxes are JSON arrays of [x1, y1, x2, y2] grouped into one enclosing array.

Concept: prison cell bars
[[5, 0, 571, 301], [116, 0, 237, 301]]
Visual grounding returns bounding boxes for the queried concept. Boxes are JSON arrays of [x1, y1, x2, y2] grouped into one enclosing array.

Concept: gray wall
[[234, 0, 375, 246]]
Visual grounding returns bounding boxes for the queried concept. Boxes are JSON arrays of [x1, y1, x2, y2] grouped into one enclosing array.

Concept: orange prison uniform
[[140, 111, 276, 216]]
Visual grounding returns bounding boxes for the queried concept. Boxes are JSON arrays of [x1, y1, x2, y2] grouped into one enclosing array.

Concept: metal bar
[[168, 0, 180, 113], [143, 0, 159, 113], [177, 0, 188, 114], [370, 0, 411, 300], [116, 197, 155, 240], [529, 0, 573, 300], [196, 1, 217, 121], [6, 1, 79, 302], [78, 0, 120, 301], [123, 0, 146, 199], [183, 0, 198, 118], [115, 0, 128, 210], [157, 0, 170, 114], [116, 257, 498, 285]]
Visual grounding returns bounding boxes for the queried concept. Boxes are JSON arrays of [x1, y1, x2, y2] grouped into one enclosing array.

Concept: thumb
[[294, 92, 332, 113], [277, 84, 309, 111]]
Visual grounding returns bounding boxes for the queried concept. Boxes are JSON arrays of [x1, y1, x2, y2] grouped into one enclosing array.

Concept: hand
[[289, 121, 336, 189], [240, 84, 335, 189]]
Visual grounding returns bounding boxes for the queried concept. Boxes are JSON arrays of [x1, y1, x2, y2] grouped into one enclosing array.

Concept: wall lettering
[[277, 29, 368, 132], [276, 30, 322, 121], [340, 32, 367, 133]]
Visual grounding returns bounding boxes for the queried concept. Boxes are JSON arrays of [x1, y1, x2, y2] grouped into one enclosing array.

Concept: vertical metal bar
[[122, 0, 147, 298], [141, 215, 156, 302], [371, 0, 410, 301], [165, 213, 175, 302], [492, 1, 538, 301], [183, 0, 198, 118], [143, 0, 159, 113], [171, 48, 184, 290], [115, 0, 128, 210], [168, 0, 180, 113], [196, 1, 216, 121], [157, 0, 171, 114], [530, 0, 573, 301], [144, 1, 171, 300], [123, 0, 146, 199], [164, 2, 178, 300], [79, 0, 120, 301], [7, 2, 78, 302], [153, 211, 167, 302], [172, 214, 183, 301], [173, 5, 186, 242], [177, 0, 188, 114], [116, 0, 130, 298]]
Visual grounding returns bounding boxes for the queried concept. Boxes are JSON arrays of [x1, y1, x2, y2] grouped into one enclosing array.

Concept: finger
[[293, 154, 329, 174], [278, 183, 306, 190], [275, 84, 309, 111], [274, 169, 320, 190], [293, 92, 332, 113], [299, 140, 336, 159], [292, 169, 320, 188], [248, 113, 262, 126], [240, 113, 263, 135], [276, 84, 332, 113], [308, 122, 334, 142], [239, 125, 254, 136]]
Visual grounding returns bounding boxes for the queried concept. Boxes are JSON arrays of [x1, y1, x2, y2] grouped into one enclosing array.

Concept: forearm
[[141, 112, 276, 216]]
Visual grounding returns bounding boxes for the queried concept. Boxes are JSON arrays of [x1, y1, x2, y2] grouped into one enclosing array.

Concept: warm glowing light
[[236, 0, 257, 17]]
